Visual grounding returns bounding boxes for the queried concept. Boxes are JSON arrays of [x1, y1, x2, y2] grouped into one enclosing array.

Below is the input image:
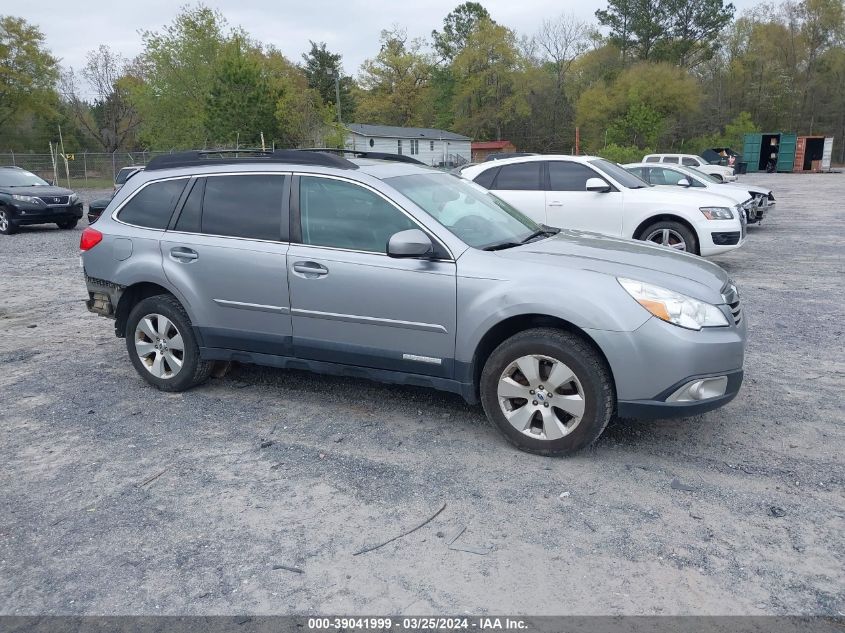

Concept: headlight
[[700, 206, 734, 220], [11, 194, 43, 204], [618, 278, 729, 330], [70, 193, 79, 203]]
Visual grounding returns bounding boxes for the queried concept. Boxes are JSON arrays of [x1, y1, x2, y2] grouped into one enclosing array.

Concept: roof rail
[[145, 149, 358, 171], [299, 148, 427, 166]]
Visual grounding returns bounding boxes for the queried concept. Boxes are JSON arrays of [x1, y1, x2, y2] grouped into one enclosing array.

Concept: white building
[[343, 123, 471, 167]]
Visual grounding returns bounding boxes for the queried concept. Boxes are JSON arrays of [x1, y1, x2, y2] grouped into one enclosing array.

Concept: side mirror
[[677, 178, 691, 187], [586, 177, 611, 193], [387, 229, 433, 258]]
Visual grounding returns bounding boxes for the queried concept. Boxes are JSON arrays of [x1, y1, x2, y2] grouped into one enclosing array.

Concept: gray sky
[[24, 0, 759, 86]]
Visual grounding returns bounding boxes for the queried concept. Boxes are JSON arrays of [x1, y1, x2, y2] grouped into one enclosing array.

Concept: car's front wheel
[[0, 209, 18, 235], [480, 328, 614, 456], [125, 295, 213, 392], [639, 220, 698, 255]]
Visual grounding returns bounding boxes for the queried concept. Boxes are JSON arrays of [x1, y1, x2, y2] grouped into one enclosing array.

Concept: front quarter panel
[[454, 248, 651, 364]]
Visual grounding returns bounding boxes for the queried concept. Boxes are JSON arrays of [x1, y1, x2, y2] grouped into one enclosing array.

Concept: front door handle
[[170, 247, 198, 262], [293, 261, 329, 277], [547, 201, 564, 207]]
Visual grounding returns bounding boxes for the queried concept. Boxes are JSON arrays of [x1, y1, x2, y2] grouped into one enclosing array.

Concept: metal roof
[[345, 123, 470, 141]]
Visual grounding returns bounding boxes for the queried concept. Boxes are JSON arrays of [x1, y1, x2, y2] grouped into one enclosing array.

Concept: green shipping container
[[742, 132, 797, 173]]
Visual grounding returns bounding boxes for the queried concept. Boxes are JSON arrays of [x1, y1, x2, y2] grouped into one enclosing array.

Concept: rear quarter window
[[117, 179, 188, 229], [472, 167, 499, 189]]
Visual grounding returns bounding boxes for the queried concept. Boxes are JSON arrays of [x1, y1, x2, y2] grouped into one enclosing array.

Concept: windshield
[[0, 169, 49, 187], [686, 166, 721, 184], [590, 159, 649, 189], [388, 173, 541, 249]]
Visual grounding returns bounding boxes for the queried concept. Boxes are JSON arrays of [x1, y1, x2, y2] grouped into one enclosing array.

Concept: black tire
[[479, 328, 614, 456], [57, 219, 78, 230], [0, 208, 18, 235], [125, 294, 213, 392], [638, 219, 699, 255]]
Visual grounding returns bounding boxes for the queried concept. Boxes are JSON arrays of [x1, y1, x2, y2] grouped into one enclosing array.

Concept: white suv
[[459, 155, 746, 256], [643, 153, 737, 182]]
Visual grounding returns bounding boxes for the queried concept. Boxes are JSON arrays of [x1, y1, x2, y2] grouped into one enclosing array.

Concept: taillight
[[80, 227, 103, 251]]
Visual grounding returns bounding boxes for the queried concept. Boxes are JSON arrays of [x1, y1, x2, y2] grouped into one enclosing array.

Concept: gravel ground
[[0, 176, 842, 616]]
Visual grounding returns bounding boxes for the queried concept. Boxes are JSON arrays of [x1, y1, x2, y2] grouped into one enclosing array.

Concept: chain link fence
[[0, 152, 177, 189]]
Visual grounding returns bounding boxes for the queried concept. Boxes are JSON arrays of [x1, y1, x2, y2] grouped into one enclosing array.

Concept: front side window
[[589, 159, 648, 189], [299, 176, 417, 253], [644, 156, 660, 163], [388, 173, 540, 249], [682, 157, 700, 167], [492, 162, 542, 190], [201, 175, 284, 241], [118, 178, 188, 229], [547, 161, 597, 191], [662, 156, 680, 164]]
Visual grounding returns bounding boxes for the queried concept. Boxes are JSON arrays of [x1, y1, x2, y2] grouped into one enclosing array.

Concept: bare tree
[[63, 46, 142, 151], [533, 14, 591, 145]]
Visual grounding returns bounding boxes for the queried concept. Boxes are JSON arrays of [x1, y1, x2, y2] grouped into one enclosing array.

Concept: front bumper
[[9, 202, 83, 225], [699, 214, 746, 256], [586, 313, 746, 420]]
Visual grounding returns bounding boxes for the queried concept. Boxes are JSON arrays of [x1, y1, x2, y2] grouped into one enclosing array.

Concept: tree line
[[1, 0, 843, 161]]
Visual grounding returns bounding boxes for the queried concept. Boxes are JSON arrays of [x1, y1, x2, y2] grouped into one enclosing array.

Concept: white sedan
[[624, 162, 774, 225]]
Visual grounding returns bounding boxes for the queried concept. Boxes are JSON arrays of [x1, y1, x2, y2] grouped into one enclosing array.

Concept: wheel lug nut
[[532, 400, 538, 406], [529, 390, 535, 395], [544, 402, 550, 408], [538, 385, 544, 390]]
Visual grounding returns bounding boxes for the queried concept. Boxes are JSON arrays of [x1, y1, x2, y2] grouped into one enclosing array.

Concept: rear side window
[[644, 156, 660, 163], [662, 156, 679, 164], [118, 179, 187, 229], [548, 161, 597, 191], [174, 179, 204, 233], [492, 162, 541, 190], [473, 167, 499, 189], [201, 175, 285, 241]]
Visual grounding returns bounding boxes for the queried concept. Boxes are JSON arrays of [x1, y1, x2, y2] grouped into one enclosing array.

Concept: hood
[[718, 182, 771, 197], [0, 184, 76, 197], [495, 230, 730, 303], [633, 186, 738, 208]]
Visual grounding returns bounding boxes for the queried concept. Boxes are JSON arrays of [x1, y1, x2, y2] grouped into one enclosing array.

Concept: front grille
[[722, 282, 742, 325], [39, 195, 69, 205]]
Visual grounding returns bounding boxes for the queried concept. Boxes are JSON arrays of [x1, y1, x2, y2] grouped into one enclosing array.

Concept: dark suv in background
[[0, 167, 83, 235]]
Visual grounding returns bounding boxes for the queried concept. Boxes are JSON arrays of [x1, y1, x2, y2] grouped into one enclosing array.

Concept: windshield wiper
[[482, 226, 559, 251]]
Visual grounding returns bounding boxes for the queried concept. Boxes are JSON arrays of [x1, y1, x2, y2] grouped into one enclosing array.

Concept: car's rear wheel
[[0, 209, 18, 235], [125, 295, 213, 392], [639, 220, 698, 255], [480, 328, 614, 456], [56, 219, 78, 230]]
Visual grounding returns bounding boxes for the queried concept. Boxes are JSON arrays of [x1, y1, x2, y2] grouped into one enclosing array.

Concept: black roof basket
[[299, 148, 427, 166], [145, 149, 358, 171]]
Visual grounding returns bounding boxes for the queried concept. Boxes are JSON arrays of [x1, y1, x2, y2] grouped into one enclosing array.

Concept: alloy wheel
[[0, 210, 8, 232], [497, 354, 585, 441], [134, 313, 185, 379], [644, 228, 687, 251]]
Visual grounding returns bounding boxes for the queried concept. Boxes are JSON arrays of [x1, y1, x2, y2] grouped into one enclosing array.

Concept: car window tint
[[660, 168, 686, 185], [473, 167, 499, 189], [299, 176, 416, 253], [682, 157, 699, 167], [645, 156, 660, 163], [662, 156, 679, 164], [201, 175, 284, 241], [118, 179, 187, 229], [548, 161, 597, 191], [174, 179, 203, 233], [491, 162, 541, 190]]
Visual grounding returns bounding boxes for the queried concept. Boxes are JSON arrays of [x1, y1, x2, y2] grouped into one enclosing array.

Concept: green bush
[[594, 143, 654, 164]]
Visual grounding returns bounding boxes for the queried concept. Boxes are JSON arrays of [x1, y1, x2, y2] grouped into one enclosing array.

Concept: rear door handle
[[548, 201, 564, 207], [293, 261, 329, 277], [170, 247, 198, 262]]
